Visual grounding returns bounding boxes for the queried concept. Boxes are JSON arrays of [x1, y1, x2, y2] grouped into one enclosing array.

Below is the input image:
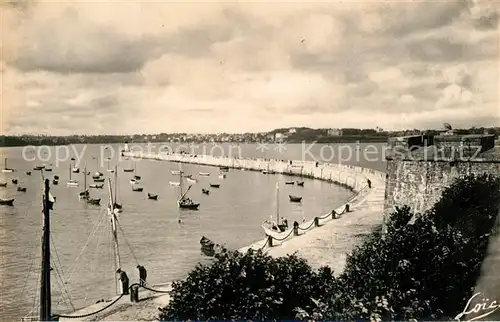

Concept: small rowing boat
[[289, 195, 302, 202], [0, 198, 14, 206]]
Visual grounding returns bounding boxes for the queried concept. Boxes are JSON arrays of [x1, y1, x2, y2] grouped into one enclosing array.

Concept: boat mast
[[107, 178, 122, 295], [40, 179, 52, 321], [69, 164, 71, 181], [179, 171, 183, 199], [276, 182, 279, 224], [4, 157, 7, 169], [84, 166, 87, 192], [114, 165, 118, 205]]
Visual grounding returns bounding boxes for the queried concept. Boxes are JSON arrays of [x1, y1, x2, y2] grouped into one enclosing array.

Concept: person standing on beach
[[137, 265, 147, 286], [367, 178, 372, 188], [116, 269, 129, 295]]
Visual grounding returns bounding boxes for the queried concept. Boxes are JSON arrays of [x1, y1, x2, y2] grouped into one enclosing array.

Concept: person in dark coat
[[367, 179, 372, 189], [137, 265, 147, 286], [116, 269, 129, 295]]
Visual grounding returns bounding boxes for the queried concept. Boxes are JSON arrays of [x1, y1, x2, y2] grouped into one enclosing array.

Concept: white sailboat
[[177, 172, 200, 209], [2, 157, 14, 173], [262, 182, 288, 235], [66, 164, 79, 187], [106, 158, 115, 173]]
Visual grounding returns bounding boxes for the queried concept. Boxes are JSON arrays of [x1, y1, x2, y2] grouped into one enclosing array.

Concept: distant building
[[288, 128, 297, 134], [275, 133, 284, 140], [327, 128, 343, 136]]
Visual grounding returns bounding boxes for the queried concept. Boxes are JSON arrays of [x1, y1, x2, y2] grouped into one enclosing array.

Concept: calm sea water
[[0, 143, 386, 320]]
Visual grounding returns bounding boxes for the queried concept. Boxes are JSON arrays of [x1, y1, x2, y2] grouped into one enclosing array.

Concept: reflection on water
[[0, 143, 385, 320]]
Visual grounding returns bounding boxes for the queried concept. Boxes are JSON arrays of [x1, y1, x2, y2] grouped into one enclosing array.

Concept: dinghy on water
[[169, 181, 180, 186], [187, 178, 198, 184], [209, 183, 220, 188], [147, 193, 158, 200], [297, 181, 304, 186], [12, 179, 18, 184], [89, 183, 104, 189], [199, 172, 210, 176], [132, 186, 143, 192], [285, 181, 295, 185], [0, 198, 14, 206], [289, 195, 302, 202], [202, 188, 210, 195], [0, 182, 7, 187], [17, 187, 27, 192], [26, 171, 31, 176]]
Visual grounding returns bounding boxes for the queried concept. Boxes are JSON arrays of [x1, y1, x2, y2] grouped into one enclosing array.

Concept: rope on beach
[[298, 220, 315, 231], [54, 293, 125, 319], [136, 283, 170, 294], [269, 228, 295, 241]]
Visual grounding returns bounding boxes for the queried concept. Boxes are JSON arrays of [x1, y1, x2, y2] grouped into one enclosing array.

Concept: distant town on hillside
[[1, 126, 499, 147]]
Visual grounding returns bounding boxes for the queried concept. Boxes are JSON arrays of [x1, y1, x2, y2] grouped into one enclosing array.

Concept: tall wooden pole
[[40, 179, 51, 321]]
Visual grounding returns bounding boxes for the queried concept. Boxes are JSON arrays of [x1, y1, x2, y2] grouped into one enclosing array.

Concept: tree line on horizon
[[1, 126, 498, 147]]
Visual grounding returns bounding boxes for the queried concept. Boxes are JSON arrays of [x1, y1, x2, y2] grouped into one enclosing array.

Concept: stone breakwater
[[123, 151, 386, 194]]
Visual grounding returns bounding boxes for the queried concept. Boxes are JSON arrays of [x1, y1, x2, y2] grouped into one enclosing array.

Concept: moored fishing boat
[[0, 198, 14, 206], [17, 186, 27, 192], [209, 183, 220, 188], [285, 181, 295, 185], [147, 193, 158, 200], [132, 186, 143, 192], [202, 188, 210, 195], [199, 172, 210, 176], [262, 182, 289, 234], [177, 172, 200, 209], [0, 182, 7, 187], [289, 195, 302, 202], [297, 181, 304, 186]]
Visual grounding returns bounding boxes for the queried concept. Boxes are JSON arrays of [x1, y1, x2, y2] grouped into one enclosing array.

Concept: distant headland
[[1, 126, 499, 147]]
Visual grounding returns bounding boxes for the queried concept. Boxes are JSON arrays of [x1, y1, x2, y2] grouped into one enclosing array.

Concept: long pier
[[58, 152, 386, 321]]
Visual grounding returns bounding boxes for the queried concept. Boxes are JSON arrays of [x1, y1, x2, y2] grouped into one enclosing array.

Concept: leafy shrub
[[159, 174, 500, 321], [328, 173, 500, 320], [159, 248, 336, 321]]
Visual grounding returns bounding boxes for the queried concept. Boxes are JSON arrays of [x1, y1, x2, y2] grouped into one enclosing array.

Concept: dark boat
[[219, 166, 229, 172], [123, 168, 134, 172], [26, 171, 31, 176], [0, 182, 7, 187], [297, 181, 304, 186], [33, 166, 44, 170], [52, 179, 59, 185], [93, 178, 105, 182], [209, 183, 220, 188], [114, 202, 123, 210], [86, 198, 101, 205], [202, 189, 210, 195], [0, 198, 14, 206], [54, 175, 59, 180], [45, 168, 52, 172], [132, 187, 143, 192], [148, 193, 158, 200], [17, 187, 27, 192], [200, 236, 216, 256], [289, 195, 302, 202], [79, 190, 90, 198], [178, 198, 200, 209], [285, 181, 294, 185], [92, 175, 101, 180], [89, 184, 104, 189], [134, 175, 141, 180], [12, 179, 18, 184]]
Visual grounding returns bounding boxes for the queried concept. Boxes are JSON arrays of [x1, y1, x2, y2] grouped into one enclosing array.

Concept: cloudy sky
[[2, 0, 499, 135]]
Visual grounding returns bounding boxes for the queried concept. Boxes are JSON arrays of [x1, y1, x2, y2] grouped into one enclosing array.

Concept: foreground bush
[[159, 173, 500, 321], [159, 249, 336, 320]]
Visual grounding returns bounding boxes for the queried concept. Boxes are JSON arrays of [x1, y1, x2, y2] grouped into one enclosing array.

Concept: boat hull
[[67, 181, 79, 187], [2, 169, 14, 173], [0, 198, 15, 206]]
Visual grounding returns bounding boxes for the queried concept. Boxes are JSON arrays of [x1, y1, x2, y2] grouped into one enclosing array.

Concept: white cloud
[[2, 0, 499, 134]]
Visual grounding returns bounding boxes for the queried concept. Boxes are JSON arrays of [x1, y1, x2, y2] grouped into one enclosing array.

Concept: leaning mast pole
[[107, 178, 122, 295], [276, 182, 280, 224], [40, 179, 52, 321]]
